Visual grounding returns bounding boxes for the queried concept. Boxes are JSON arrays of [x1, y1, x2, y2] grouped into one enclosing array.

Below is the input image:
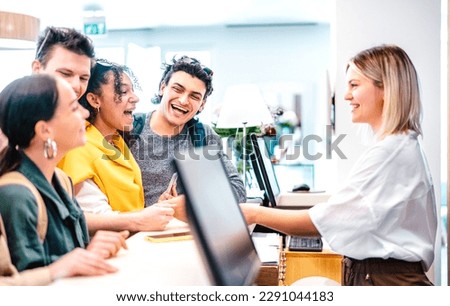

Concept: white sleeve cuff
[[76, 179, 118, 215]]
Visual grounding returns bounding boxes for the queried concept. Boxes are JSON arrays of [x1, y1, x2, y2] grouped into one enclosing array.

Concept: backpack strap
[[187, 117, 207, 147], [121, 112, 147, 146], [131, 112, 147, 138], [0, 172, 47, 241], [194, 121, 206, 147], [54, 168, 73, 198]]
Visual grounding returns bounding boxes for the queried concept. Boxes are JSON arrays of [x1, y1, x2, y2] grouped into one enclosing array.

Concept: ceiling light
[[0, 11, 40, 49]]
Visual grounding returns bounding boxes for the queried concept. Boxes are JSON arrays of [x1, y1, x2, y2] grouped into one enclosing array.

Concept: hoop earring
[[96, 106, 100, 114], [44, 138, 57, 159]]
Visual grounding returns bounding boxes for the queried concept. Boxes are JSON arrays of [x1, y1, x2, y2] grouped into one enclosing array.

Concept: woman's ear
[[34, 120, 53, 142], [86, 92, 100, 109]]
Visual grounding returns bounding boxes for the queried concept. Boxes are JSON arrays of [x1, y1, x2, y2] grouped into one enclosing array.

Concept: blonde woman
[[240, 45, 437, 286]]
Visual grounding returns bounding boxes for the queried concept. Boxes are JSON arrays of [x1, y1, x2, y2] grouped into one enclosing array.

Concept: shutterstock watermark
[[276, 125, 347, 161], [100, 125, 347, 161]]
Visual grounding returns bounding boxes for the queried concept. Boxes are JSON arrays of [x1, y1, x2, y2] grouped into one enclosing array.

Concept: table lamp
[[215, 84, 273, 188]]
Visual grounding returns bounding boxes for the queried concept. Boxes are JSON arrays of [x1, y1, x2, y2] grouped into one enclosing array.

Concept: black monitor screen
[[249, 152, 269, 206], [250, 133, 280, 207], [174, 146, 261, 286]]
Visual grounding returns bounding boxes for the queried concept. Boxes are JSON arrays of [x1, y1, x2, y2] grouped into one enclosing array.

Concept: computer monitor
[[173, 146, 261, 286], [250, 133, 281, 207], [249, 152, 269, 206]]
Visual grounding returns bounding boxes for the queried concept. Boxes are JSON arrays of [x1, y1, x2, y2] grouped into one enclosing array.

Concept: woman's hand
[[133, 204, 175, 231], [48, 248, 118, 280], [87, 230, 129, 259]]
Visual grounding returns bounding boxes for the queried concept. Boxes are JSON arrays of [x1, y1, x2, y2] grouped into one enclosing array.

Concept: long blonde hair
[[348, 44, 422, 137]]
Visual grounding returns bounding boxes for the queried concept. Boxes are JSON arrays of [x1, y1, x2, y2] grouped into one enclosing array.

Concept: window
[[127, 44, 161, 113]]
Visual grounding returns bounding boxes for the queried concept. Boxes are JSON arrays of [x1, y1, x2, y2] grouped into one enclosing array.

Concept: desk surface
[[53, 220, 211, 286], [277, 191, 331, 208]]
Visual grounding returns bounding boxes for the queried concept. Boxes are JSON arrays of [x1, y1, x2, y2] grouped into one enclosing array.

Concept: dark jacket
[[0, 154, 89, 271], [0, 215, 52, 285]]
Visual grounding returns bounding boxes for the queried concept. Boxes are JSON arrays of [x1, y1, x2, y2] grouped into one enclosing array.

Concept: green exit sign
[[83, 16, 107, 35]]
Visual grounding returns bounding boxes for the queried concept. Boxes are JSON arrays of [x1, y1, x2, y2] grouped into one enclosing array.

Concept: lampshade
[[216, 84, 273, 128], [0, 11, 40, 49]]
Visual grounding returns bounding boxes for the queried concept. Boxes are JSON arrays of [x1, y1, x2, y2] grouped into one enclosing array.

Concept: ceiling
[[0, 0, 333, 31]]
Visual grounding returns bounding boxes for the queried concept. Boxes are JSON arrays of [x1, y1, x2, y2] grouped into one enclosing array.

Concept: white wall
[[333, 0, 442, 283], [92, 25, 331, 139]]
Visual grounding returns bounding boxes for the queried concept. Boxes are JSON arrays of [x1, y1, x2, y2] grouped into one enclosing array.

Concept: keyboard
[[288, 236, 323, 252]]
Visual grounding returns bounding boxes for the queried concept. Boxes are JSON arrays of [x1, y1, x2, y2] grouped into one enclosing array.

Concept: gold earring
[[44, 138, 57, 159]]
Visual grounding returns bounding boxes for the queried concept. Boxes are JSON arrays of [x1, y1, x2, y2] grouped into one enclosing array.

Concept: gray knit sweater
[[129, 111, 246, 206]]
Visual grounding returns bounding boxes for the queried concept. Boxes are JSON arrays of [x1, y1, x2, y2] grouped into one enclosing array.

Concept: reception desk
[[279, 248, 343, 285], [53, 211, 339, 286]]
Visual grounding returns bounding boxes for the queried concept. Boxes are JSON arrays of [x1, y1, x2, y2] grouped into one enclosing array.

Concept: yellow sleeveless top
[[58, 123, 144, 212]]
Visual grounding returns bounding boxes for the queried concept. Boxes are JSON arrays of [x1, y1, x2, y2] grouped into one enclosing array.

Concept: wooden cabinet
[[279, 249, 343, 285], [255, 264, 280, 286]]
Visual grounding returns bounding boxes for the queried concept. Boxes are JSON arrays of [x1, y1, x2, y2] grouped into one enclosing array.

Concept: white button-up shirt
[[309, 131, 438, 270]]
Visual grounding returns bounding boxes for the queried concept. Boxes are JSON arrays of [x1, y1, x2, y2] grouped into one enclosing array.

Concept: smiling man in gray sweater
[[129, 56, 246, 206]]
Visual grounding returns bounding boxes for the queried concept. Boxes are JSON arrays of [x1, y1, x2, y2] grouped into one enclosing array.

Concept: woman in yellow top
[[59, 59, 181, 234]]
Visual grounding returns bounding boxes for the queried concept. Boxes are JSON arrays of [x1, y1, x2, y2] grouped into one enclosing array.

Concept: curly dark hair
[[151, 55, 214, 104], [79, 58, 140, 124]]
